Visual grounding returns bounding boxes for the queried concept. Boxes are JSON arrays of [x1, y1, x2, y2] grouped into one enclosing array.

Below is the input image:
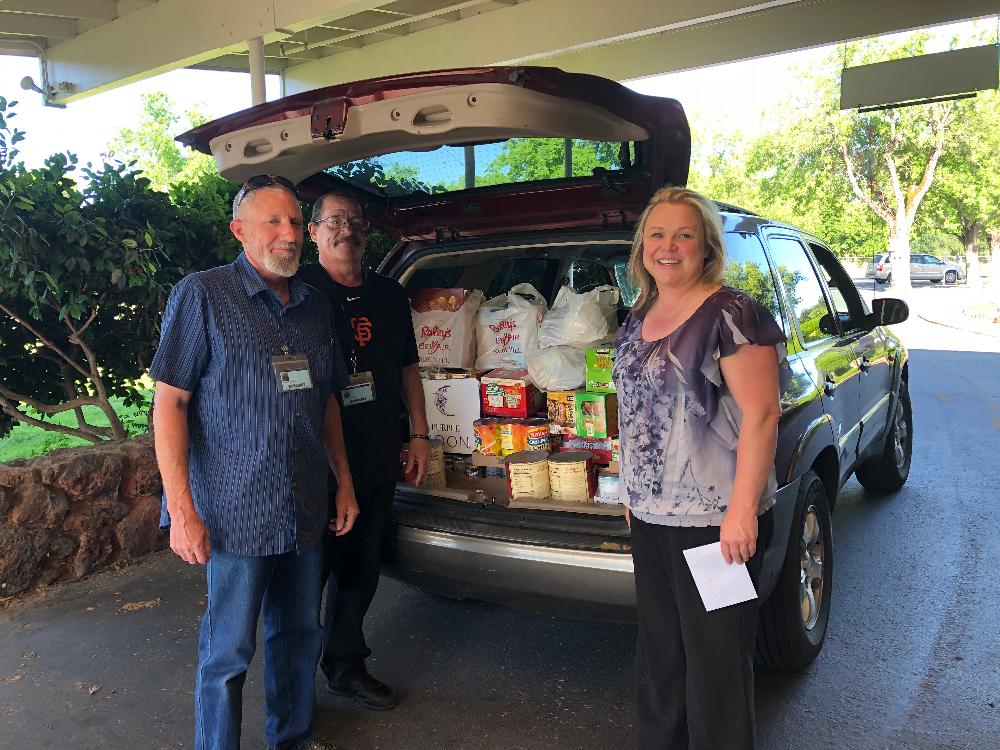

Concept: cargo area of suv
[[181, 66, 913, 671]]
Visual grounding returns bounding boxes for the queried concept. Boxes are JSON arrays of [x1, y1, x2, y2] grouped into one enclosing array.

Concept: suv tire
[[756, 469, 832, 672], [945, 270, 958, 284], [855, 381, 912, 493]]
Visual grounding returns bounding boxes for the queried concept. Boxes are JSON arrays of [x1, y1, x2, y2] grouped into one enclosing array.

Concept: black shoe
[[326, 665, 399, 711], [289, 736, 342, 750]]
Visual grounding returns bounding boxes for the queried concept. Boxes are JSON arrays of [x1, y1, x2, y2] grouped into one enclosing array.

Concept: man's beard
[[263, 246, 301, 277]]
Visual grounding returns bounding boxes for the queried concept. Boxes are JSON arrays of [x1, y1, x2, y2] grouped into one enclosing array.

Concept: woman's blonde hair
[[626, 186, 725, 313]]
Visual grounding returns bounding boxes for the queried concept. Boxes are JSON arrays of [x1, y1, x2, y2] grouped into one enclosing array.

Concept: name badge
[[342, 371, 376, 406], [272, 354, 313, 392]]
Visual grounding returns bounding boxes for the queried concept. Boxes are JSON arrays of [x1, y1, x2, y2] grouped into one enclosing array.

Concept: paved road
[[1, 286, 998, 749]]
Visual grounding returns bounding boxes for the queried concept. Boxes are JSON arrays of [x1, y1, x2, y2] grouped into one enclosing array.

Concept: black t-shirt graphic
[[299, 265, 419, 491]]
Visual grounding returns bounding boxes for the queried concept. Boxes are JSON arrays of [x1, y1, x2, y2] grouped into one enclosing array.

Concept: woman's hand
[[719, 507, 757, 565]]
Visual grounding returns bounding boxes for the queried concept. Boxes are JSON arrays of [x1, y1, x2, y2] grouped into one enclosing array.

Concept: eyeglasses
[[312, 216, 370, 232], [232, 175, 298, 218]]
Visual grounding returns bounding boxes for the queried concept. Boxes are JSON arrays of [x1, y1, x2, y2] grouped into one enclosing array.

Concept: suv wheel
[[945, 270, 958, 283], [855, 381, 912, 492], [756, 469, 832, 671]]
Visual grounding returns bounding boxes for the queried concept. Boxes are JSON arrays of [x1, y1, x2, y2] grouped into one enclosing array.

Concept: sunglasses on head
[[232, 175, 298, 217]]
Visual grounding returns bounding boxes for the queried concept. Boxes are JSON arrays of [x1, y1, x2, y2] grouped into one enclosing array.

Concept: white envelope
[[682, 542, 758, 612]]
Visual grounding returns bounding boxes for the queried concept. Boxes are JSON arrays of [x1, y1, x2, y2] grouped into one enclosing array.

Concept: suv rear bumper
[[383, 525, 638, 623]]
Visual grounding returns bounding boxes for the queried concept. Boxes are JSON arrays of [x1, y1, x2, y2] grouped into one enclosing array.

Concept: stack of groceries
[[409, 285, 623, 509]]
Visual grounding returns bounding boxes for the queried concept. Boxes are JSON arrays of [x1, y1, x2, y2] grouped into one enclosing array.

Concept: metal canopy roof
[[2, 0, 996, 105]]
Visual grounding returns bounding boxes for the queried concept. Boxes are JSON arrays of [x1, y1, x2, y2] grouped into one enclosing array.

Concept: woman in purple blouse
[[612, 187, 786, 749]]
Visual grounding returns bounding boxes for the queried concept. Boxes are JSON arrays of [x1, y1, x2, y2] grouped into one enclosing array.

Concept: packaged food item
[[548, 451, 595, 502], [505, 450, 551, 500], [470, 452, 508, 480], [546, 391, 578, 429], [499, 420, 526, 456], [559, 435, 615, 464], [522, 418, 551, 452], [585, 347, 616, 393], [473, 418, 502, 456], [595, 469, 621, 505], [574, 392, 618, 439], [421, 374, 481, 454], [411, 288, 483, 369], [481, 368, 542, 418]]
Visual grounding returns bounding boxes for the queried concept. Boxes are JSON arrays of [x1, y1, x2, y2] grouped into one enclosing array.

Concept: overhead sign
[[840, 44, 999, 110]]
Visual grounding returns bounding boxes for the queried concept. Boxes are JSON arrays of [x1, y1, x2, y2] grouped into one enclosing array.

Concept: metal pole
[[248, 36, 266, 105], [564, 139, 573, 177]]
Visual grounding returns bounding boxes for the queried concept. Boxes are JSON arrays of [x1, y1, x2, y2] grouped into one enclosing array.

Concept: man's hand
[[719, 506, 757, 565], [330, 484, 360, 536], [170, 510, 211, 565], [405, 438, 430, 486]]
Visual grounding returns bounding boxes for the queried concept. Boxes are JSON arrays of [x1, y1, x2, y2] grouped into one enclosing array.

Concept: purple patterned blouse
[[612, 287, 787, 526]]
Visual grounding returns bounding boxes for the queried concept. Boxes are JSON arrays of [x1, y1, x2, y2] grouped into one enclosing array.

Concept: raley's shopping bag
[[411, 288, 484, 369], [475, 283, 548, 371]]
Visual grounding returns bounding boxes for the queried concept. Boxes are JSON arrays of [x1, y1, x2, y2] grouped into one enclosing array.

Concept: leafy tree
[[481, 138, 620, 185], [107, 92, 216, 191], [0, 98, 236, 442], [917, 88, 1000, 284]]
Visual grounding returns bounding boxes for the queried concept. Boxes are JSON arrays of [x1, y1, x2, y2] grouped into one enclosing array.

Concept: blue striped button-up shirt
[[150, 253, 348, 556]]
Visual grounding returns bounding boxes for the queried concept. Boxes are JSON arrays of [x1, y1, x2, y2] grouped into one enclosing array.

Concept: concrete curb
[[916, 310, 1000, 339]]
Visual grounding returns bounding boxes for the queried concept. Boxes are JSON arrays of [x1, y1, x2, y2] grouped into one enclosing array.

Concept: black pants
[[630, 510, 773, 750], [319, 481, 396, 680]]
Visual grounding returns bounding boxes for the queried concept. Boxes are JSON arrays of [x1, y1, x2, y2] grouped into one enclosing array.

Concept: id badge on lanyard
[[272, 354, 314, 392], [338, 286, 377, 407]]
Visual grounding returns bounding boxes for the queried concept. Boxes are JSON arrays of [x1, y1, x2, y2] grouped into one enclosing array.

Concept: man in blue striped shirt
[[151, 175, 356, 750]]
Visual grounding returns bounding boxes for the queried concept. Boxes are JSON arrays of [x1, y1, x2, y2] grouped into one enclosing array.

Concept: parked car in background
[[180, 66, 913, 673], [866, 252, 964, 284]]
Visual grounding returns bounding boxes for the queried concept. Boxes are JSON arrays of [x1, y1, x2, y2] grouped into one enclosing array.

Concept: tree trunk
[[962, 219, 981, 287], [988, 227, 1000, 294], [887, 223, 912, 293]]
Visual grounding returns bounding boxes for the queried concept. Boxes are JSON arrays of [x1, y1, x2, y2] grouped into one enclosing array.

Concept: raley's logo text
[[420, 324, 453, 340], [488, 317, 518, 334]]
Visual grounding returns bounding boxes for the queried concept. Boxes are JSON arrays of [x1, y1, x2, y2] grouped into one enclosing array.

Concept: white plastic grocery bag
[[526, 345, 586, 392], [475, 283, 548, 370], [538, 285, 620, 349], [411, 288, 484, 369]]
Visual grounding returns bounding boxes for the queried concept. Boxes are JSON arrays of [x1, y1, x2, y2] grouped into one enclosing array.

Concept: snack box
[[481, 368, 543, 418], [574, 392, 618, 439], [585, 347, 616, 393], [546, 391, 578, 429]]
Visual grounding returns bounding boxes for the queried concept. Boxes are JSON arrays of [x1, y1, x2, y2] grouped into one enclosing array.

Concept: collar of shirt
[[234, 252, 311, 309]]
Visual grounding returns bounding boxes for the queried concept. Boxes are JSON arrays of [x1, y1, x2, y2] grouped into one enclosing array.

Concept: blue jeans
[[195, 543, 322, 750]]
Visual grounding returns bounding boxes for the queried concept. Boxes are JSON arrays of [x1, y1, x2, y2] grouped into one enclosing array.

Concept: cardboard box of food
[[546, 391, 578, 428], [574, 392, 618, 439], [585, 347, 616, 393], [421, 375, 481, 454], [481, 368, 543, 418]]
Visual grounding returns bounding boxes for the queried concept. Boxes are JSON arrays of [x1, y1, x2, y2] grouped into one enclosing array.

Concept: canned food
[[474, 418, 502, 456], [426, 437, 445, 476], [505, 450, 550, 500], [522, 418, 550, 453], [499, 420, 526, 456], [549, 451, 594, 503]]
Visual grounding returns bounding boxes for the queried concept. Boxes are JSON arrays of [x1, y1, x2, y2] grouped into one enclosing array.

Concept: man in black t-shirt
[[300, 192, 430, 711]]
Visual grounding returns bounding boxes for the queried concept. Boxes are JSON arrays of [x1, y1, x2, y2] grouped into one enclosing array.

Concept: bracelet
[[410, 433, 430, 440]]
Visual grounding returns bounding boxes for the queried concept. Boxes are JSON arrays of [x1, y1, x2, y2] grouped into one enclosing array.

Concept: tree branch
[[906, 103, 950, 222], [838, 140, 893, 225], [65, 313, 127, 441], [0, 300, 90, 379], [0, 395, 106, 444], [0, 383, 98, 416]]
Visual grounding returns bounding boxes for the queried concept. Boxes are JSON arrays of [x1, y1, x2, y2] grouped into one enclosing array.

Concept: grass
[[0, 392, 153, 464]]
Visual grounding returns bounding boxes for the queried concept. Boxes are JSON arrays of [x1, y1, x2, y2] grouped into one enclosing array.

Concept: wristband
[[410, 433, 430, 440]]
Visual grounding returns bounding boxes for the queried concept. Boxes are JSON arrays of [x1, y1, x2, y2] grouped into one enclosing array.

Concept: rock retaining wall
[[0, 436, 166, 600]]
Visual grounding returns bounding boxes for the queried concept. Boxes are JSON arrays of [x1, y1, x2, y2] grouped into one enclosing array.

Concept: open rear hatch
[[177, 66, 689, 239]]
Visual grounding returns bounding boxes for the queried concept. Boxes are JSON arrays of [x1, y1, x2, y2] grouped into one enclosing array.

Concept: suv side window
[[722, 232, 784, 329], [767, 236, 833, 346], [808, 242, 869, 326]]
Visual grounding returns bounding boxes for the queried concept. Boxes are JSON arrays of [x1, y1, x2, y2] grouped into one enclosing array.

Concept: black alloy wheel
[[756, 469, 833, 671]]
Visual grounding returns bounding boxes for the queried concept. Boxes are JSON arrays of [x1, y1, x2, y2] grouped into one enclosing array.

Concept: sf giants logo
[[351, 316, 373, 348]]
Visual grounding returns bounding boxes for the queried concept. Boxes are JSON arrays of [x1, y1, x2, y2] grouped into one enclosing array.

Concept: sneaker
[[292, 736, 341, 750], [326, 664, 400, 711]]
